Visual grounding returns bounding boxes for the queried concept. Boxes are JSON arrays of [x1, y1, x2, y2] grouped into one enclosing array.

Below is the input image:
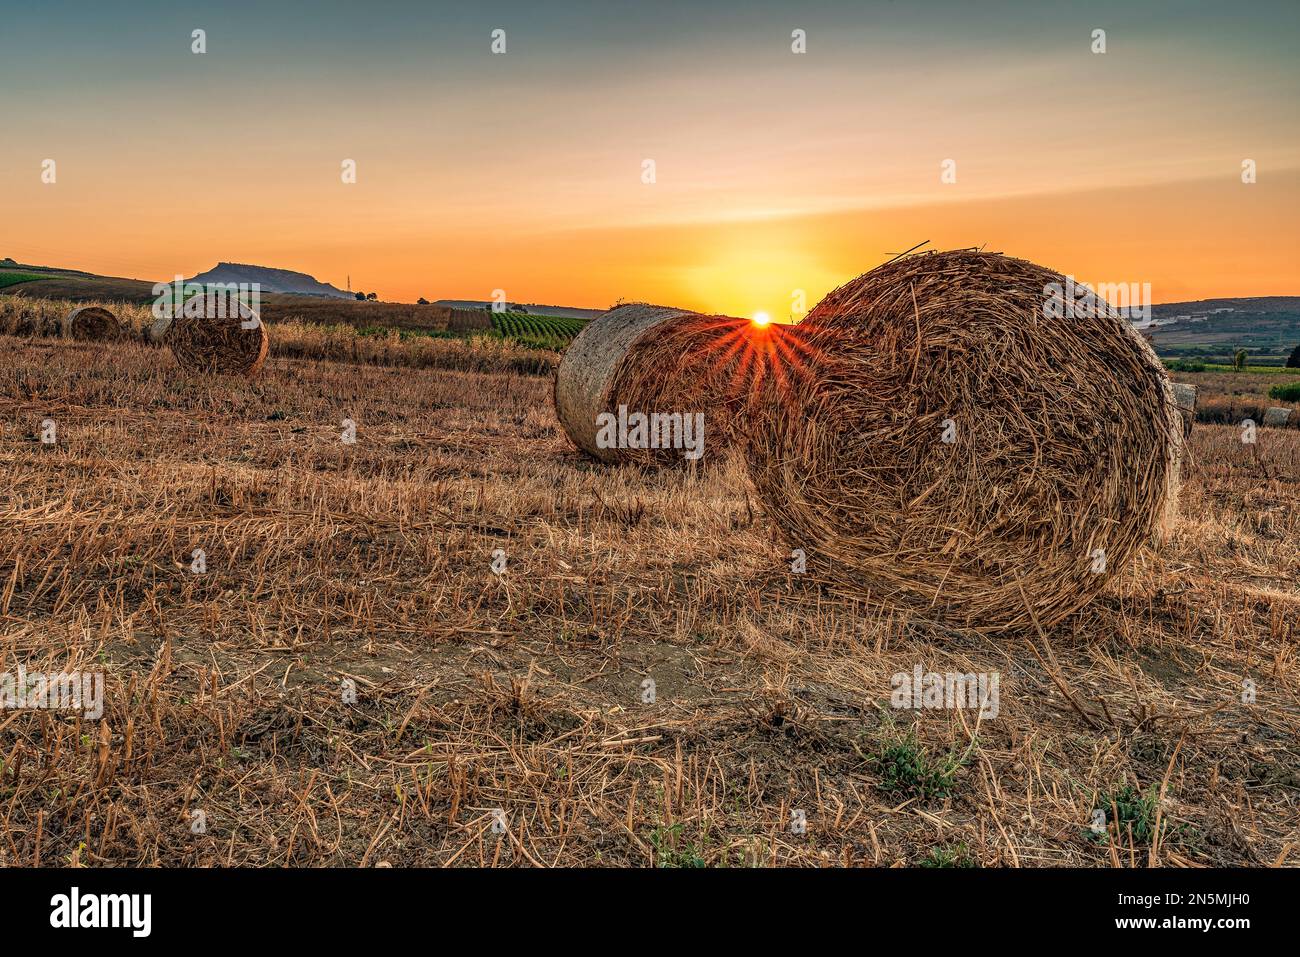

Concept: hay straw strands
[[554, 303, 804, 465], [745, 249, 1182, 634], [63, 306, 123, 342], [165, 292, 269, 376]]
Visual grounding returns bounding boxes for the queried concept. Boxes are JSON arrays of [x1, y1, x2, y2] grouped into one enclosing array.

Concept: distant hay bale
[[1171, 382, 1197, 439], [63, 306, 123, 342], [745, 249, 1182, 634], [166, 292, 269, 376], [147, 314, 173, 344], [553, 303, 793, 465], [1263, 406, 1293, 428]]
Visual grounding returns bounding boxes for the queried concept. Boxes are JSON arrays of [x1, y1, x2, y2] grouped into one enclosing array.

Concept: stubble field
[[0, 328, 1297, 867]]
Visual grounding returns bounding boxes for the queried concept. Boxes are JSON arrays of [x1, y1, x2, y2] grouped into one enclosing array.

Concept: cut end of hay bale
[[166, 292, 269, 376], [64, 306, 123, 342], [745, 248, 1182, 634], [553, 303, 789, 466]]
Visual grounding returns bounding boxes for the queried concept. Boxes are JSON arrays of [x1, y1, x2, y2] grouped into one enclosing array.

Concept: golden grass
[[0, 332, 1296, 867], [0, 294, 557, 378], [1173, 370, 1300, 431]]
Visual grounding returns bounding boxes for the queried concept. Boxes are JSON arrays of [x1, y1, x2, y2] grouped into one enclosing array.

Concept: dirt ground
[[0, 335, 1296, 867]]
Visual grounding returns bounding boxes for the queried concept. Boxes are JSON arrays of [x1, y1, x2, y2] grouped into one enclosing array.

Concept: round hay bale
[[1263, 406, 1293, 428], [745, 249, 1182, 634], [554, 303, 792, 465], [64, 306, 123, 342], [166, 292, 269, 375]]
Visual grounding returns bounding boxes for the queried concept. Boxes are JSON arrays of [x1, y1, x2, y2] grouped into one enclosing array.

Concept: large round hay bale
[[166, 292, 269, 375], [554, 303, 788, 465], [64, 306, 123, 342], [745, 249, 1182, 634]]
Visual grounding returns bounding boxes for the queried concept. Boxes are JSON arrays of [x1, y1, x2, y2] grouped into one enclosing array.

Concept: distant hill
[[435, 299, 604, 320], [0, 258, 103, 279], [187, 262, 352, 299], [0, 261, 156, 301], [1137, 296, 1300, 364], [0, 260, 357, 303]]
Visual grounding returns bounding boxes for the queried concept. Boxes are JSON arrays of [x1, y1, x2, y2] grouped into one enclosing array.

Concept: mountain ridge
[[185, 262, 353, 299]]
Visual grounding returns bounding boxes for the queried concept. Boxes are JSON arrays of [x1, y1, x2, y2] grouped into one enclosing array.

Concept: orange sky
[[3, 2, 1297, 315]]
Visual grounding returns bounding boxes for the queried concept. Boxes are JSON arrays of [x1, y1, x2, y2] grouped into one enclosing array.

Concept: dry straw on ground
[[746, 249, 1183, 634], [165, 292, 270, 375], [63, 305, 123, 341], [554, 303, 797, 465], [1, 328, 1296, 867]]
